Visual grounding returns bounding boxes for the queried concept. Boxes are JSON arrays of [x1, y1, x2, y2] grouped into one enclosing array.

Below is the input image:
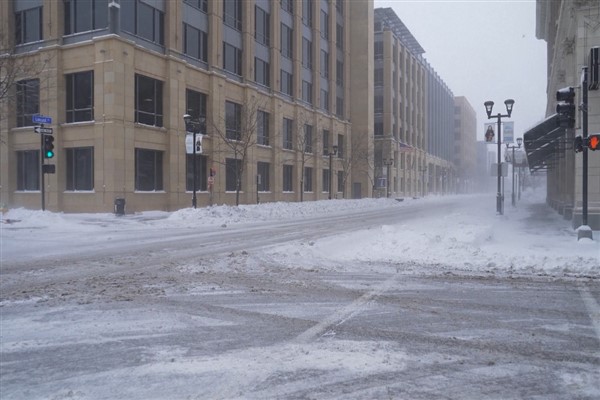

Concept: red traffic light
[[588, 134, 600, 151]]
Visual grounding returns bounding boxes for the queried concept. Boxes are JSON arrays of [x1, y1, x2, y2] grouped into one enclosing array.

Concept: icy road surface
[[1, 192, 599, 399]]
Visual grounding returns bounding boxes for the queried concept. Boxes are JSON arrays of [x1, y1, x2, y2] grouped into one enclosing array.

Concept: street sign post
[[32, 115, 52, 124]]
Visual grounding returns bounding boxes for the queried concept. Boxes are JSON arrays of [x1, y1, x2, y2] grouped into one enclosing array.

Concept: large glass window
[[66, 147, 94, 191], [16, 150, 39, 191], [226, 158, 242, 191], [135, 74, 163, 127], [321, 89, 329, 111], [337, 170, 344, 193], [64, 0, 108, 35], [336, 23, 344, 49], [186, 154, 208, 191], [321, 50, 329, 78], [302, 80, 312, 104], [281, 24, 293, 59], [304, 124, 313, 153], [223, 42, 242, 76], [135, 148, 163, 191], [322, 130, 330, 155], [320, 10, 329, 39], [225, 101, 242, 140], [186, 89, 207, 133], [257, 110, 270, 146], [304, 167, 313, 192], [121, 0, 164, 45], [16, 79, 39, 127], [283, 164, 293, 192], [283, 118, 293, 150], [255, 58, 270, 87], [322, 169, 330, 193], [184, 0, 208, 13], [257, 162, 270, 192], [184, 23, 208, 62], [281, 0, 293, 13], [302, 38, 312, 69], [337, 134, 344, 158], [255, 6, 270, 46], [302, 0, 312, 27], [15, 6, 42, 45], [281, 70, 293, 97], [66, 71, 94, 123], [223, 0, 242, 31], [336, 59, 344, 86]]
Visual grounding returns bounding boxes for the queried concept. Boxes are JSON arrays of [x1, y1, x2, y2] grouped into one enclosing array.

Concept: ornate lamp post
[[506, 137, 522, 207], [326, 145, 338, 199], [183, 114, 204, 209], [484, 99, 515, 215]]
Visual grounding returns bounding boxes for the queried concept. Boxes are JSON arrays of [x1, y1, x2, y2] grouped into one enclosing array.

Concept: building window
[[302, 38, 312, 69], [337, 170, 344, 193], [184, 0, 208, 13], [336, 0, 344, 15], [283, 118, 293, 150], [374, 121, 384, 136], [304, 167, 313, 192], [375, 95, 383, 114], [257, 162, 270, 191], [321, 50, 329, 78], [64, 0, 108, 35], [122, 0, 164, 45], [135, 74, 163, 127], [66, 147, 94, 191], [135, 148, 163, 191], [184, 23, 208, 62], [281, 23, 293, 59], [320, 89, 329, 111], [226, 158, 242, 191], [322, 169, 330, 193], [186, 154, 208, 191], [224, 0, 242, 31], [302, 80, 312, 104], [255, 6, 270, 46], [186, 89, 207, 132], [322, 129, 330, 155], [320, 10, 329, 39], [374, 67, 383, 87], [337, 134, 344, 158], [302, 0, 313, 27], [304, 124, 313, 153], [223, 42, 242, 76], [281, 0, 293, 13], [15, 6, 42, 45], [283, 164, 293, 192], [255, 58, 270, 87], [336, 59, 344, 86], [336, 96, 344, 118], [66, 71, 94, 123], [16, 79, 39, 127], [16, 150, 39, 191], [375, 41, 384, 59], [281, 70, 293, 96], [225, 101, 242, 140], [336, 23, 343, 49], [257, 110, 270, 146]]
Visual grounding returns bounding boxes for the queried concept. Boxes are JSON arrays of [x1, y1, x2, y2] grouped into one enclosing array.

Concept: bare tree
[[210, 95, 266, 206], [295, 110, 316, 202]]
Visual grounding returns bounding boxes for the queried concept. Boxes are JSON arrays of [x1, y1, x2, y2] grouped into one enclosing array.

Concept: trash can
[[114, 198, 125, 216]]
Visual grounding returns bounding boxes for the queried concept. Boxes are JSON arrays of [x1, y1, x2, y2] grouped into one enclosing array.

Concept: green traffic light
[[45, 150, 54, 158]]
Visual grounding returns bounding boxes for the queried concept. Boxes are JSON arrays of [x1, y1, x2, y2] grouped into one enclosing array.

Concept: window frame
[[257, 161, 270, 192], [16, 150, 40, 191], [66, 147, 94, 191], [225, 101, 242, 141], [135, 148, 164, 191], [16, 79, 39, 128], [135, 74, 164, 127], [257, 110, 270, 146], [66, 71, 94, 123]]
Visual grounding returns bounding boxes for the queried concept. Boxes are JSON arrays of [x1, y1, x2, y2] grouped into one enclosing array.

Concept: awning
[[523, 114, 564, 172]]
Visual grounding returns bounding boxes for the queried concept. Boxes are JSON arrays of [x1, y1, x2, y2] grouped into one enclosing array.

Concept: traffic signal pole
[[40, 127, 46, 211], [582, 67, 589, 229]]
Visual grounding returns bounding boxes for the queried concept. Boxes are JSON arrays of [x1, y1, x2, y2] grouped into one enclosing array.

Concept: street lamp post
[[183, 114, 204, 209], [383, 159, 394, 198], [506, 137, 522, 207], [484, 99, 515, 215], [326, 145, 338, 199]]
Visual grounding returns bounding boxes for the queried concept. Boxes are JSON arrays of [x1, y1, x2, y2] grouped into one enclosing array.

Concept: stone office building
[[1, 0, 375, 212]]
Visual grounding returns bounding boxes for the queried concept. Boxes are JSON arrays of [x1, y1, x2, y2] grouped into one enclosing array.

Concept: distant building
[[454, 97, 477, 193]]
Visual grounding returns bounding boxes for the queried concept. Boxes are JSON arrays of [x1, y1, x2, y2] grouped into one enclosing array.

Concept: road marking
[[295, 274, 398, 344], [579, 286, 600, 343]]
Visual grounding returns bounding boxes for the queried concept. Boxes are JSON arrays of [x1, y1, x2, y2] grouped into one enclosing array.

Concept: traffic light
[[556, 86, 576, 129], [574, 136, 584, 153], [588, 134, 600, 151], [43, 134, 55, 158]]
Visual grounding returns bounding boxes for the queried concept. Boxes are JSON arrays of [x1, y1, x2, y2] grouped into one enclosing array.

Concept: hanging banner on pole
[[484, 123, 495, 142], [503, 121, 514, 143]]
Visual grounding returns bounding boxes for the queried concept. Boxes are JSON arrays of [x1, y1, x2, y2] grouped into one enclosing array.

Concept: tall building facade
[[454, 96, 477, 193], [534, 0, 600, 228], [1, 0, 367, 212]]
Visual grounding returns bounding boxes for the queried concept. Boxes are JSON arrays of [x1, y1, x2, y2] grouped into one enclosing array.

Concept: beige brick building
[[1, 0, 376, 212]]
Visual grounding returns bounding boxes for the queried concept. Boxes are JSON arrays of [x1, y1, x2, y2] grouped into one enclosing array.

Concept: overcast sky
[[374, 0, 548, 141]]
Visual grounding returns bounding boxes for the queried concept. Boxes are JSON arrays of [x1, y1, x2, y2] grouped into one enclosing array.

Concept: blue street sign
[[32, 115, 52, 124]]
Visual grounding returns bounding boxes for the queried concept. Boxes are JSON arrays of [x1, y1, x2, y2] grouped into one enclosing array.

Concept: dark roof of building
[[374, 7, 425, 56]]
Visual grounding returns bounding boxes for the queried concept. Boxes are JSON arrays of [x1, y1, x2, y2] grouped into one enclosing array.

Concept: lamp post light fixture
[[183, 113, 205, 209], [326, 145, 338, 199], [484, 99, 515, 215], [506, 137, 522, 207], [383, 158, 394, 198]]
